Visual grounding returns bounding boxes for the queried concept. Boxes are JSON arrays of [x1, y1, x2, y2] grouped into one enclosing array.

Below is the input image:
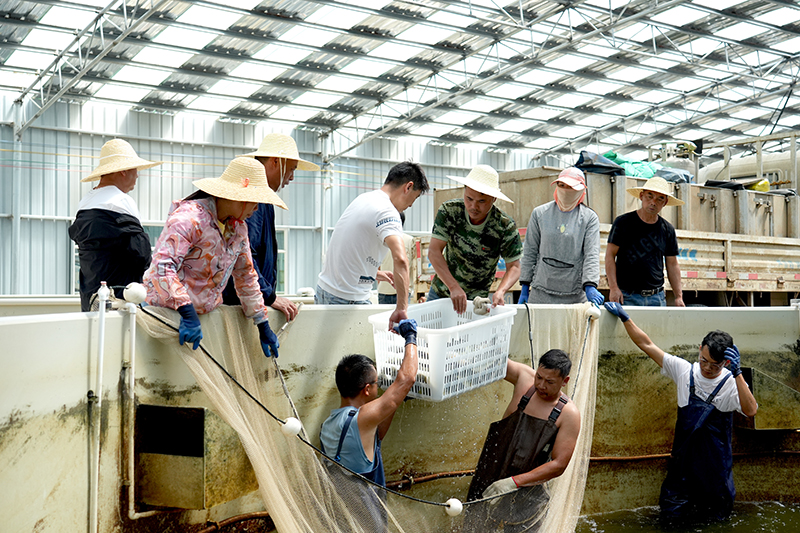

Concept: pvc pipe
[[89, 282, 110, 533]]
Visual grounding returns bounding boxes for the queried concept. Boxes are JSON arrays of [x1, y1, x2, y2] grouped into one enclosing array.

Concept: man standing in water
[[465, 352, 581, 532], [605, 302, 757, 524]]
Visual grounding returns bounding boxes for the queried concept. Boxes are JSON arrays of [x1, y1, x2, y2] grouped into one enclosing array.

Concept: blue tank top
[[320, 407, 380, 478]]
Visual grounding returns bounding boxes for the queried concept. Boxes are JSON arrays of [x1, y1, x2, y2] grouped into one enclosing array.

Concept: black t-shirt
[[608, 211, 679, 292]]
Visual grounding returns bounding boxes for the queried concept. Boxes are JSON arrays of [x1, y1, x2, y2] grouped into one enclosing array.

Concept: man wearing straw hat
[[222, 133, 320, 322], [69, 139, 161, 311], [428, 164, 523, 314], [143, 157, 286, 358], [605, 176, 686, 307]]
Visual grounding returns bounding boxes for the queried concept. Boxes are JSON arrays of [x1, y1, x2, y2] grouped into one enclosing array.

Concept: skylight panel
[[609, 22, 649, 42], [133, 47, 193, 69], [347, 0, 391, 8], [641, 56, 679, 70], [428, 11, 476, 28], [754, 7, 800, 26], [702, 118, 742, 131], [93, 85, 150, 102], [281, 26, 339, 48], [637, 90, 676, 104], [270, 106, 320, 122], [548, 93, 595, 108], [607, 66, 653, 83], [735, 50, 781, 67], [576, 114, 616, 128], [472, 131, 511, 145], [229, 62, 286, 82], [521, 107, 564, 121], [112, 65, 170, 85], [305, 5, 360, 29], [437, 110, 482, 126], [773, 36, 800, 54], [603, 101, 647, 116], [650, 6, 706, 26], [0, 70, 39, 89], [292, 92, 343, 108], [580, 80, 622, 96], [177, 5, 242, 30], [186, 96, 239, 113], [583, 0, 631, 9], [69, 0, 111, 6], [715, 22, 765, 42], [716, 88, 748, 102], [663, 77, 708, 92], [412, 123, 457, 138], [685, 99, 720, 113], [253, 44, 311, 66], [154, 27, 215, 50], [395, 25, 454, 46], [498, 119, 533, 133], [449, 56, 495, 76], [601, 133, 629, 146], [340, 58, 392, 77], [526, 137, 563, 150], [546, 54, 596, 72], [576, 44, 614, 59], [3, 51, 54, 70], [314, 75, 366, 94], [20, 29, 74, 50], [207, 79, 262, 98], [677, 37, 721, 57], [369, 42, 422, 61], [40, 6, 96, 28], [460, 97, 500, 113], [550, 126, 588, 139], [627, 121, 658, 135], [486, 84, 532, 100], [496, 40, 537, 60], [514, 69, 565, 86]]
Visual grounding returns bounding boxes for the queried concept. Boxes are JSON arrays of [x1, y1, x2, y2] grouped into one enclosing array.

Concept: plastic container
[[368, 298, 517, 401]]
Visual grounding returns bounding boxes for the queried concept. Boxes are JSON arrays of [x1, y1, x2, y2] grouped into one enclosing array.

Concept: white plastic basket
[[368, 298, 517, 402]]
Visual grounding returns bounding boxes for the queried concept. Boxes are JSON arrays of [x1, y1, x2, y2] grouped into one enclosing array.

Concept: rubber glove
[[393, 319, 418, 346], [604, 302, 630, 322], [258, 321, 280, 358], [177, 304, 203, 350], [518, 284, 530, 304], [482, 476, 518, 504], [724, 345, 741, 377], [585, 286, 604, 306]]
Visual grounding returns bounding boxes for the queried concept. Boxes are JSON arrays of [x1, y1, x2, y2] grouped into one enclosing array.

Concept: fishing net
[[137, 302, 599, 533]]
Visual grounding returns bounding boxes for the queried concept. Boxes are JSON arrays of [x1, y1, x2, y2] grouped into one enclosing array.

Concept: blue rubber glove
[[724, 345, 741, 377], [393, 318, 418, 346], [177, 304, 203, 350], [585, 286, 604, 306], [258, 321, 280, 358], [518, 284, 530, 304], [604, 302, 630, 322]]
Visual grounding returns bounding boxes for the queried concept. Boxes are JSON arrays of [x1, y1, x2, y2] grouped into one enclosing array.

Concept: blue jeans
[[427, 287, 442, 302], [621, 290, 666, 307], [314, 285, 371, 305]]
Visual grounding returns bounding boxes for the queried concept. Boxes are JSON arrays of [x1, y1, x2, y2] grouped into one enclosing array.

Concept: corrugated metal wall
[[0, 93, 537, 296]]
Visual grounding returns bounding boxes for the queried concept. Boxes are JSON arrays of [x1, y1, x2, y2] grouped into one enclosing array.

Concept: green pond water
[[576, 502, 800, 533]]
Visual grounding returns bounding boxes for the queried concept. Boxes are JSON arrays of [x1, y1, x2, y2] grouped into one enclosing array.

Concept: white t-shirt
[[661, 353, 742, 414], [77, 186, 141, 220], [318, 189, 403, 301]]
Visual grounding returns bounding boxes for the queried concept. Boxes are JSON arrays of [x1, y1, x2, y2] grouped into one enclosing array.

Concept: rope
[[136, 305, 493, 508]]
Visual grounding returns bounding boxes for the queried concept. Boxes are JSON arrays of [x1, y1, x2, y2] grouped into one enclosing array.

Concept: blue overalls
[[660, 370, 735, 523]]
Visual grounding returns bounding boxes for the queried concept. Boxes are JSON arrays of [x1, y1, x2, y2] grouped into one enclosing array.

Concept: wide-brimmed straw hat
[[552, 167, 586, 191], [82, 139, 162, 182], [446, 164, 512, 203], [627, 176, 685, 207], [193, 157, 288, 209], [238, 133, 320, 171]]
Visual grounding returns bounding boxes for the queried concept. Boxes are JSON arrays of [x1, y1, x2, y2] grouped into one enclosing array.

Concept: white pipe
[[89, 282, 110, 533]]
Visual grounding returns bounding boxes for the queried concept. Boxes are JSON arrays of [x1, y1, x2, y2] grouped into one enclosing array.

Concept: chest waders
[[320, 409, 387, 530], [463, 385, 567, 532], [660, 371, 735, 524]]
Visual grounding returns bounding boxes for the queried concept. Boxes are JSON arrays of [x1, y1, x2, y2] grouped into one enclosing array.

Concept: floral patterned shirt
[[144, 197, 267, 324]]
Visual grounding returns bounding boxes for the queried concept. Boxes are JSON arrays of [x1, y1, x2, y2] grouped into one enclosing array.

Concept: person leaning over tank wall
[[463, 351, 581, 533], [377, 211, 417, 305], [605, 176, 685, 307], [222, 133, 320, 322], [69, 139, 162, 311], [427, 164, 523, 314], [315, 161, 429, 327], [143, 157, 286, 358], [518, 167, 603, 306], [605, 302, 757, 525]]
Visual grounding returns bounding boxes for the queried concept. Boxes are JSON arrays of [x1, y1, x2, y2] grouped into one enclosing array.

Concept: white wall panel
[[0, 96, 541, 297]]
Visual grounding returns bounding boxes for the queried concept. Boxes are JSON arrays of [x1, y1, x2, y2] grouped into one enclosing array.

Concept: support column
[[11, 101, 23, 294]]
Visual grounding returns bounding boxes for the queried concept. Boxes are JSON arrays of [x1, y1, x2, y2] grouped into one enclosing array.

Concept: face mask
[[554, 186, 585, 212]]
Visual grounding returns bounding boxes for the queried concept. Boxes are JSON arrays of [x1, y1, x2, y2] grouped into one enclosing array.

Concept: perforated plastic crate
[[368, 298, 517, 402]]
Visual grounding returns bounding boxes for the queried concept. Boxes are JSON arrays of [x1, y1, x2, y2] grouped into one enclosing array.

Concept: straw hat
[[627, 176, 685, 207], [193, 157, 288, 209], [238, 133, 320, 171], [82, 139, 162, 182], [552, 167, 586, 190], [446, 164, 513, 203]]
